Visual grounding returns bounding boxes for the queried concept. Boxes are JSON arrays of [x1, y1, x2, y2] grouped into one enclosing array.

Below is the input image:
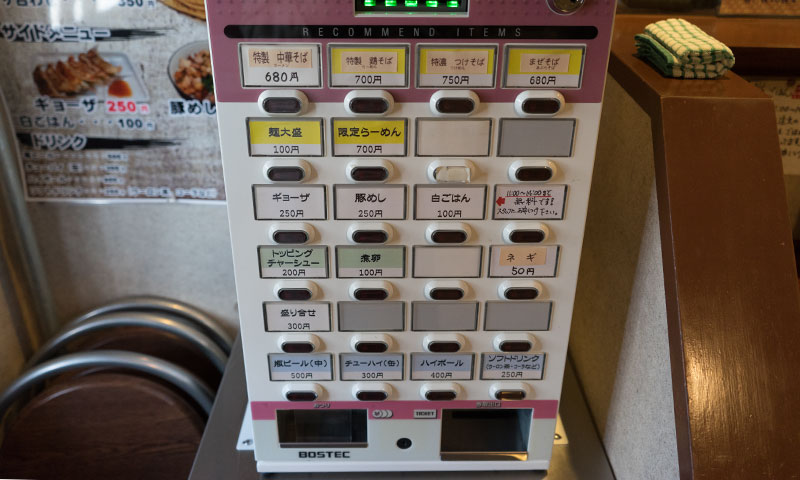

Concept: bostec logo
[[298, 451, 351, 459]]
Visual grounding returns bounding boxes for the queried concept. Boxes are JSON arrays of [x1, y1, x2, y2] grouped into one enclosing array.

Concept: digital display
[[355, 0, 467, 14]]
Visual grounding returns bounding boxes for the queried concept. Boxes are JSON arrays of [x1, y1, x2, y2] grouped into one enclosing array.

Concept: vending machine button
[[427, 159, 476, 183], [351, 167, 390, 182], [421, 383, 461, 401], [514, 90, 565, 117], [503, 222, 550, 244], [430, 91, 480, 116], [424, 281, 470, 301], [280, 341, 316, 353], [282, 383, 324, 402], [350, 333, 394, 353], [494, 389, 526, 400], [493, 333, 538, 352], [353, 288, 390, 301], [356, 390, 389, 401], [353, 383, 393, 401], [352, 230, 389, 244], [425, 223, 473, 245], [285, 391, 318, 401], [425, 390, 456, 401], [258, 90, 308, 115], [272, 230, 310, 244], [424, 333, 466, 352], [498, 280, 544, 301], [345, 90, 394, 115], [274, 281, 319, 301], [508, 160, 557, 183], [266, 166, 306, 182], [278, 334, 322, 353]]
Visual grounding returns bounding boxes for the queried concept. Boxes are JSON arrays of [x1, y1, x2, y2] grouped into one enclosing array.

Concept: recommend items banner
[[0, 0, 225, 202]]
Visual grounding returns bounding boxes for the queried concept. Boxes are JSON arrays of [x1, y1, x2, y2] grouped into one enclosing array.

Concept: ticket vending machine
[[207, 0, 614, 472]]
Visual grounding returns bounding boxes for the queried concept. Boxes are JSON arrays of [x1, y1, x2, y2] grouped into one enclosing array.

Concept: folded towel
[[635, 18, 735, 79]]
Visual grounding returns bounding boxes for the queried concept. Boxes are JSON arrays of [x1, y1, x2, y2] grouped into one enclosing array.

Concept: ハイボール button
[[280, 341, 316, 353], [285, 390, 318, 402], [267, 166, 306, 182], [494, 389, 526, 400], [425, 390, 457, 401], [352, 230, 389, 243], [354, 341, 389, 353], [515, 166, 554, 182], [353, 288, 389, 301], [498, 340, 533, 352], [272, 230, 309, 244], [258, 90, 308, 115], [429, 287, 465, 300], [356, 390, 389, 401], [344, 90, 394, 116]]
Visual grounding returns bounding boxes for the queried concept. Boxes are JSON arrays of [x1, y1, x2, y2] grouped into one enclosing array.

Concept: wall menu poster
[[0, 0, 225, 202]]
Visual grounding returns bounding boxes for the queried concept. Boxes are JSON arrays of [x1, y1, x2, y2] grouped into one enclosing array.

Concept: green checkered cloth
[[635, 18, 735, 79]]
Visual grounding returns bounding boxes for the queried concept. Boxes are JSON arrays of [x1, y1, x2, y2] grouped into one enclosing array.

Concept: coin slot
[[272, 230, 310, 244], [429, 288, 464, 300], [352, 230, 389, 243], [424, 390, 457, 401], [509, 229, 545, 243], [277, 409, 368, 448], [498, 340, 533, 352], [277, 288, 313, 301], [493, 390, 526, 401], [440, 409, 532, 461], [503, 287, 539, 300], [280, 341, 315, 353], [355, 390, 389, 401], [350, 166, 390, 182], [514, 166, 553, 182], [354, 341, 389, 353]]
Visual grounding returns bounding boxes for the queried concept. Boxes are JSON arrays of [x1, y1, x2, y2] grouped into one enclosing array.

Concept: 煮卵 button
[[354, 288, 389, 301], [514, 90, 564, 117], [430, 90, 480, 116], [258, 89, 308, 115], [344, 90, 394, 116], [349, 280, 394, 301]]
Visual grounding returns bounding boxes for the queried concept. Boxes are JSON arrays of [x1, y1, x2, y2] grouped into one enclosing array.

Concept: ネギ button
[[435, 97, 476, 115], [425, 390, 457, 401], [353, 288, 389, 301], [427, 341, 462, 353], [498, 340, 533, 352], [350, 166, 390, 182], [354, 341, 389, 353], [263, 96, 303, 114], [285, 390, 318, 402], [431, 230, 468, 244], [503, 287, 539, 300], [266, 166, 306, 182], [520, 98, 562, 115], [494, 389, 526, 401], [509, 229, 546, 243], [514, 166, 554, 182], [280, 341, 316, 353], [277, 288, 313, 301], [348, 97, 391, 115], [356, 390, 389, 401], [352, 230, 389, 244], [429, 288, 464, 300], [272, 230, 310, 244]]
